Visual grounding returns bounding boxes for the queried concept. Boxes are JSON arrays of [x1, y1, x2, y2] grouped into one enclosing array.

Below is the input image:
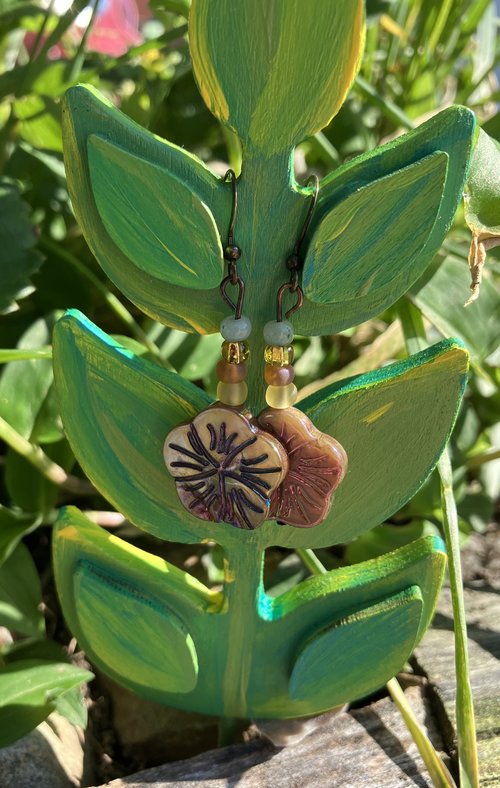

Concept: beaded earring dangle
[[257, 177, 348, 528], [164, 172, 347, 530]]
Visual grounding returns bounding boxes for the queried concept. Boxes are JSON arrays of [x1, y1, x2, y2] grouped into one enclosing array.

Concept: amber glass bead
[[216, 359, 247, 383], [217, 381, 248, 406], [264, 364, 295, 386], [265, 383, 298, 409], [221, 341, 249, 364], [264, 345, 294, 367]]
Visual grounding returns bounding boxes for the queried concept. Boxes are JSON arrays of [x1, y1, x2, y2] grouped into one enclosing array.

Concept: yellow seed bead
[[217, 381, 248, 406], [221, 341, 250, 364], [265, 383, 298, 409], [264, 345, 294, 367]]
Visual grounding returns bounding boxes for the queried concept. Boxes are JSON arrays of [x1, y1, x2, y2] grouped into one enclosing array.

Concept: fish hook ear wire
[[219, 169, 246, 318]]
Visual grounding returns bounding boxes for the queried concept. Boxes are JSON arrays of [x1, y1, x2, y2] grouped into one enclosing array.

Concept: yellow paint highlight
[[58, 525, 80, 541], [362, 402, 394, 424], [223, 558, 236, 583]]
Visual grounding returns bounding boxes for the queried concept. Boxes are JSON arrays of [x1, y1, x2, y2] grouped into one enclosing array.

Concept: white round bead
[[220, 315, 252, 341], [263, 320, 294, 346]]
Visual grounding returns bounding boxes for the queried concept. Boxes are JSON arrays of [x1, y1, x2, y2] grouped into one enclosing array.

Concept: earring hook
[[277, 175, 320, 320], [220, 169, 245, 319]]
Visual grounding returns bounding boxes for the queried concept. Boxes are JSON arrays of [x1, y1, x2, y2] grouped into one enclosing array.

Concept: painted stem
[[221, 537, 265, 718], [398, 298, 479, 788]]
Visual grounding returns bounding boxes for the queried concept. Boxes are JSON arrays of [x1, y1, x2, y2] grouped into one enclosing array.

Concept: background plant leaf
[[0, 179, 43, 314]]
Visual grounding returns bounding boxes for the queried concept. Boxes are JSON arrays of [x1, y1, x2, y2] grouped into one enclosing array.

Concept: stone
[[0, 712, 87, 788]]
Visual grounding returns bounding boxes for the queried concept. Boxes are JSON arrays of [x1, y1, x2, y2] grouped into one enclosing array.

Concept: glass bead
[[263, 319, 294, 346], [217, 381, 248, 406], [220, 315, 252, 341], [264, 364, 295, 386], [265, 383, 298, 409], [221, 341, 249, 364], [216, 359, 247, 383], [264, 345, 294, 366]]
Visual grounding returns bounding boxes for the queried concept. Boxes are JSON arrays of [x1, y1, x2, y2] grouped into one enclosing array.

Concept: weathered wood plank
[[413, 528, 500, 785], [95, 687, 441, 788]]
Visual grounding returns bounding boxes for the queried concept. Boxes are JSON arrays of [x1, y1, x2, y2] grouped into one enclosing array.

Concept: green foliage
[[0, 0, 498, 760]]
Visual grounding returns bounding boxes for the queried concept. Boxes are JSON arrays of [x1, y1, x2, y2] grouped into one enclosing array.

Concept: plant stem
[[387, 677, 456, 787], [438, 450, 479, 788], [0, 347, 52, 362], [0, 415, 93, 496], [312, 132, 341, 169], [295, 547, 327, 576], [296, 545, 457, 788], [40, 237, 164, 362], [354, 76, 415, 130], [466, 448, 500, 468], [397, 297, 479, 788]]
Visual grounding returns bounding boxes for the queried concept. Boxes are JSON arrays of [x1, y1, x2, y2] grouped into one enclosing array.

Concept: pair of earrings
[[164, 172, 347, 531]]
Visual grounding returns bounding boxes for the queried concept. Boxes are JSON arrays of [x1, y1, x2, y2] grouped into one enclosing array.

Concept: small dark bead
[[224, 244, 241, 261], [286, 253, 300, 271]]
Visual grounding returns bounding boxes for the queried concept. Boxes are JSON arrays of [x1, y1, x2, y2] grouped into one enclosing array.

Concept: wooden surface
[[95, 687, 442, 788]]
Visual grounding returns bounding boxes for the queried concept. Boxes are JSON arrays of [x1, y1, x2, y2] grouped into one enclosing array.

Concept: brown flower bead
[[164, 406, 288, 530], [258, 407, 347, 528]]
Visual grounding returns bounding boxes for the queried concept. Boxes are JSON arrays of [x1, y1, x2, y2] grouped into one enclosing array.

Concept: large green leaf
[[0, 660, 93, 747], [53, 311, 468, 550], [0, 543, 44, 637], [0, 179, 43, 315], [190, 0, 365, 155], [411, 256, 500, 362], [0, 507, 40, 567], [296, 106, 476, 335], [88, 135, 223, 290], [464, 128, 500, 237], [0, 317, 54, 438], [303, 152, 448, 306], [62, 85, 224, 332]]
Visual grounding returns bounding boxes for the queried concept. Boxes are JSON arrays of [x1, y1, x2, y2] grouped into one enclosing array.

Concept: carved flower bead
[[164, 406, 288, 530], [258, 407, 347, 528]]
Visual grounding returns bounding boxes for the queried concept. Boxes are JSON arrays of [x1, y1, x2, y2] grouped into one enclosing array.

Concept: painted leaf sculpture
[[53, 0, 474, 718]]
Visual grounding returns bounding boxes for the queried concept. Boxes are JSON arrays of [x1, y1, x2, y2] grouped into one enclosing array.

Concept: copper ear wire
[[219, 170, 246, 319], [276, 175, 319, 321]]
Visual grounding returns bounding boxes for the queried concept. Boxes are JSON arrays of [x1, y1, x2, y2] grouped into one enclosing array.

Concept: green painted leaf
[[411, 256, 500, 362], [296, 106, 476, 335], [0, 660, 93, 747], [289, 586, 422, 708], [0, 178, 43, 315], [88, 135, 223, 290], [464, 128, 500, 238], [190, 0, 365, 155], [53, 312, 467, 552], [62, 85, 224, 332], [53, 507, 220, 705], [264, 339, 469, 550], [0, 543, 44, 637], [53, 310, 214, 544], [303, 152, 448, 306]]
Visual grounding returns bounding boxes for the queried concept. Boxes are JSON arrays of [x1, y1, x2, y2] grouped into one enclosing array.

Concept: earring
[[257, 177, 348, 528], [164, 171, 289, 530]]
